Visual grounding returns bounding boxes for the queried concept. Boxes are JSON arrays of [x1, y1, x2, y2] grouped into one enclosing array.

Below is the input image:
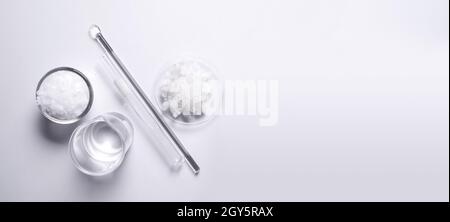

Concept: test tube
[[89, 25, 200, 174]]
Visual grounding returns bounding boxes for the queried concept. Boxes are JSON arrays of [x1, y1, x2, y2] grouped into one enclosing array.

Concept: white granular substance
[[159, 60, 218, 119], [37, 71, 90, 121]]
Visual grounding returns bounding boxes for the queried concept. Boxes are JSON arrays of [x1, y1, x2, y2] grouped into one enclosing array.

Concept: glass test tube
[[89, 25, 200, 174]]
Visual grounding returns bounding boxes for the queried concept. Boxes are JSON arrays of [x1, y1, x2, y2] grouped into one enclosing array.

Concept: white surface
[[0, 0, 448, 201]]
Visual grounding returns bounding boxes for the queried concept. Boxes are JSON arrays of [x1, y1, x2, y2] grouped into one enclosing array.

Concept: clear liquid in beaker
[[69, 112, 133, 176]]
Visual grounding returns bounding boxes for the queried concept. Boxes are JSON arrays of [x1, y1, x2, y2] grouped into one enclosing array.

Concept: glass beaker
[[69, 112, 133, 176]]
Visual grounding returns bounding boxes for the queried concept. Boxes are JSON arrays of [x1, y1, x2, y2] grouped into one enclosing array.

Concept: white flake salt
[[158, 60, 218, 120], [36, 70, 90, 121]]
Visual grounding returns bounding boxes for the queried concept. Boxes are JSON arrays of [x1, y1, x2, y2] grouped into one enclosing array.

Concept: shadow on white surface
[[69, 155, 130, 201], [37, 113, 80, 145]]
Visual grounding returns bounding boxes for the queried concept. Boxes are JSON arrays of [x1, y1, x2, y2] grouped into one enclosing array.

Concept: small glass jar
[[35, 67, 93, 124]]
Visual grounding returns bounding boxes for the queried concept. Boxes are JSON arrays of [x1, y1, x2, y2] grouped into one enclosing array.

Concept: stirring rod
[[89, 25, 200, 174]]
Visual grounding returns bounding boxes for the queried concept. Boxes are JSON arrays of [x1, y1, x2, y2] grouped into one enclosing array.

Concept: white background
[[0, 0, 448, 201]]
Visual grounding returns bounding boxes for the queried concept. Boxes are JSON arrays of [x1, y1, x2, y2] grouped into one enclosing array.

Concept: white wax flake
[[37, 71, 90, 121], [159, 60, 217, 119]]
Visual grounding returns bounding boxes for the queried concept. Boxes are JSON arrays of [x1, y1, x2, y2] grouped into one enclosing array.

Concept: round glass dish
[[35, 67, 93, 124], [154, 58, 221, 126]]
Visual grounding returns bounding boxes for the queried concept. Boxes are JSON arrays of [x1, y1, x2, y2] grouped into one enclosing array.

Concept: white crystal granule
[[36, 71, 90, 121], [159, 60, 217, 118]]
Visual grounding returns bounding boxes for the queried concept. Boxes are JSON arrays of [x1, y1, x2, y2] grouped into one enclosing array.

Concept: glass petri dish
[[35, 67, 93, 124], [154, 57, 222, 126]]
